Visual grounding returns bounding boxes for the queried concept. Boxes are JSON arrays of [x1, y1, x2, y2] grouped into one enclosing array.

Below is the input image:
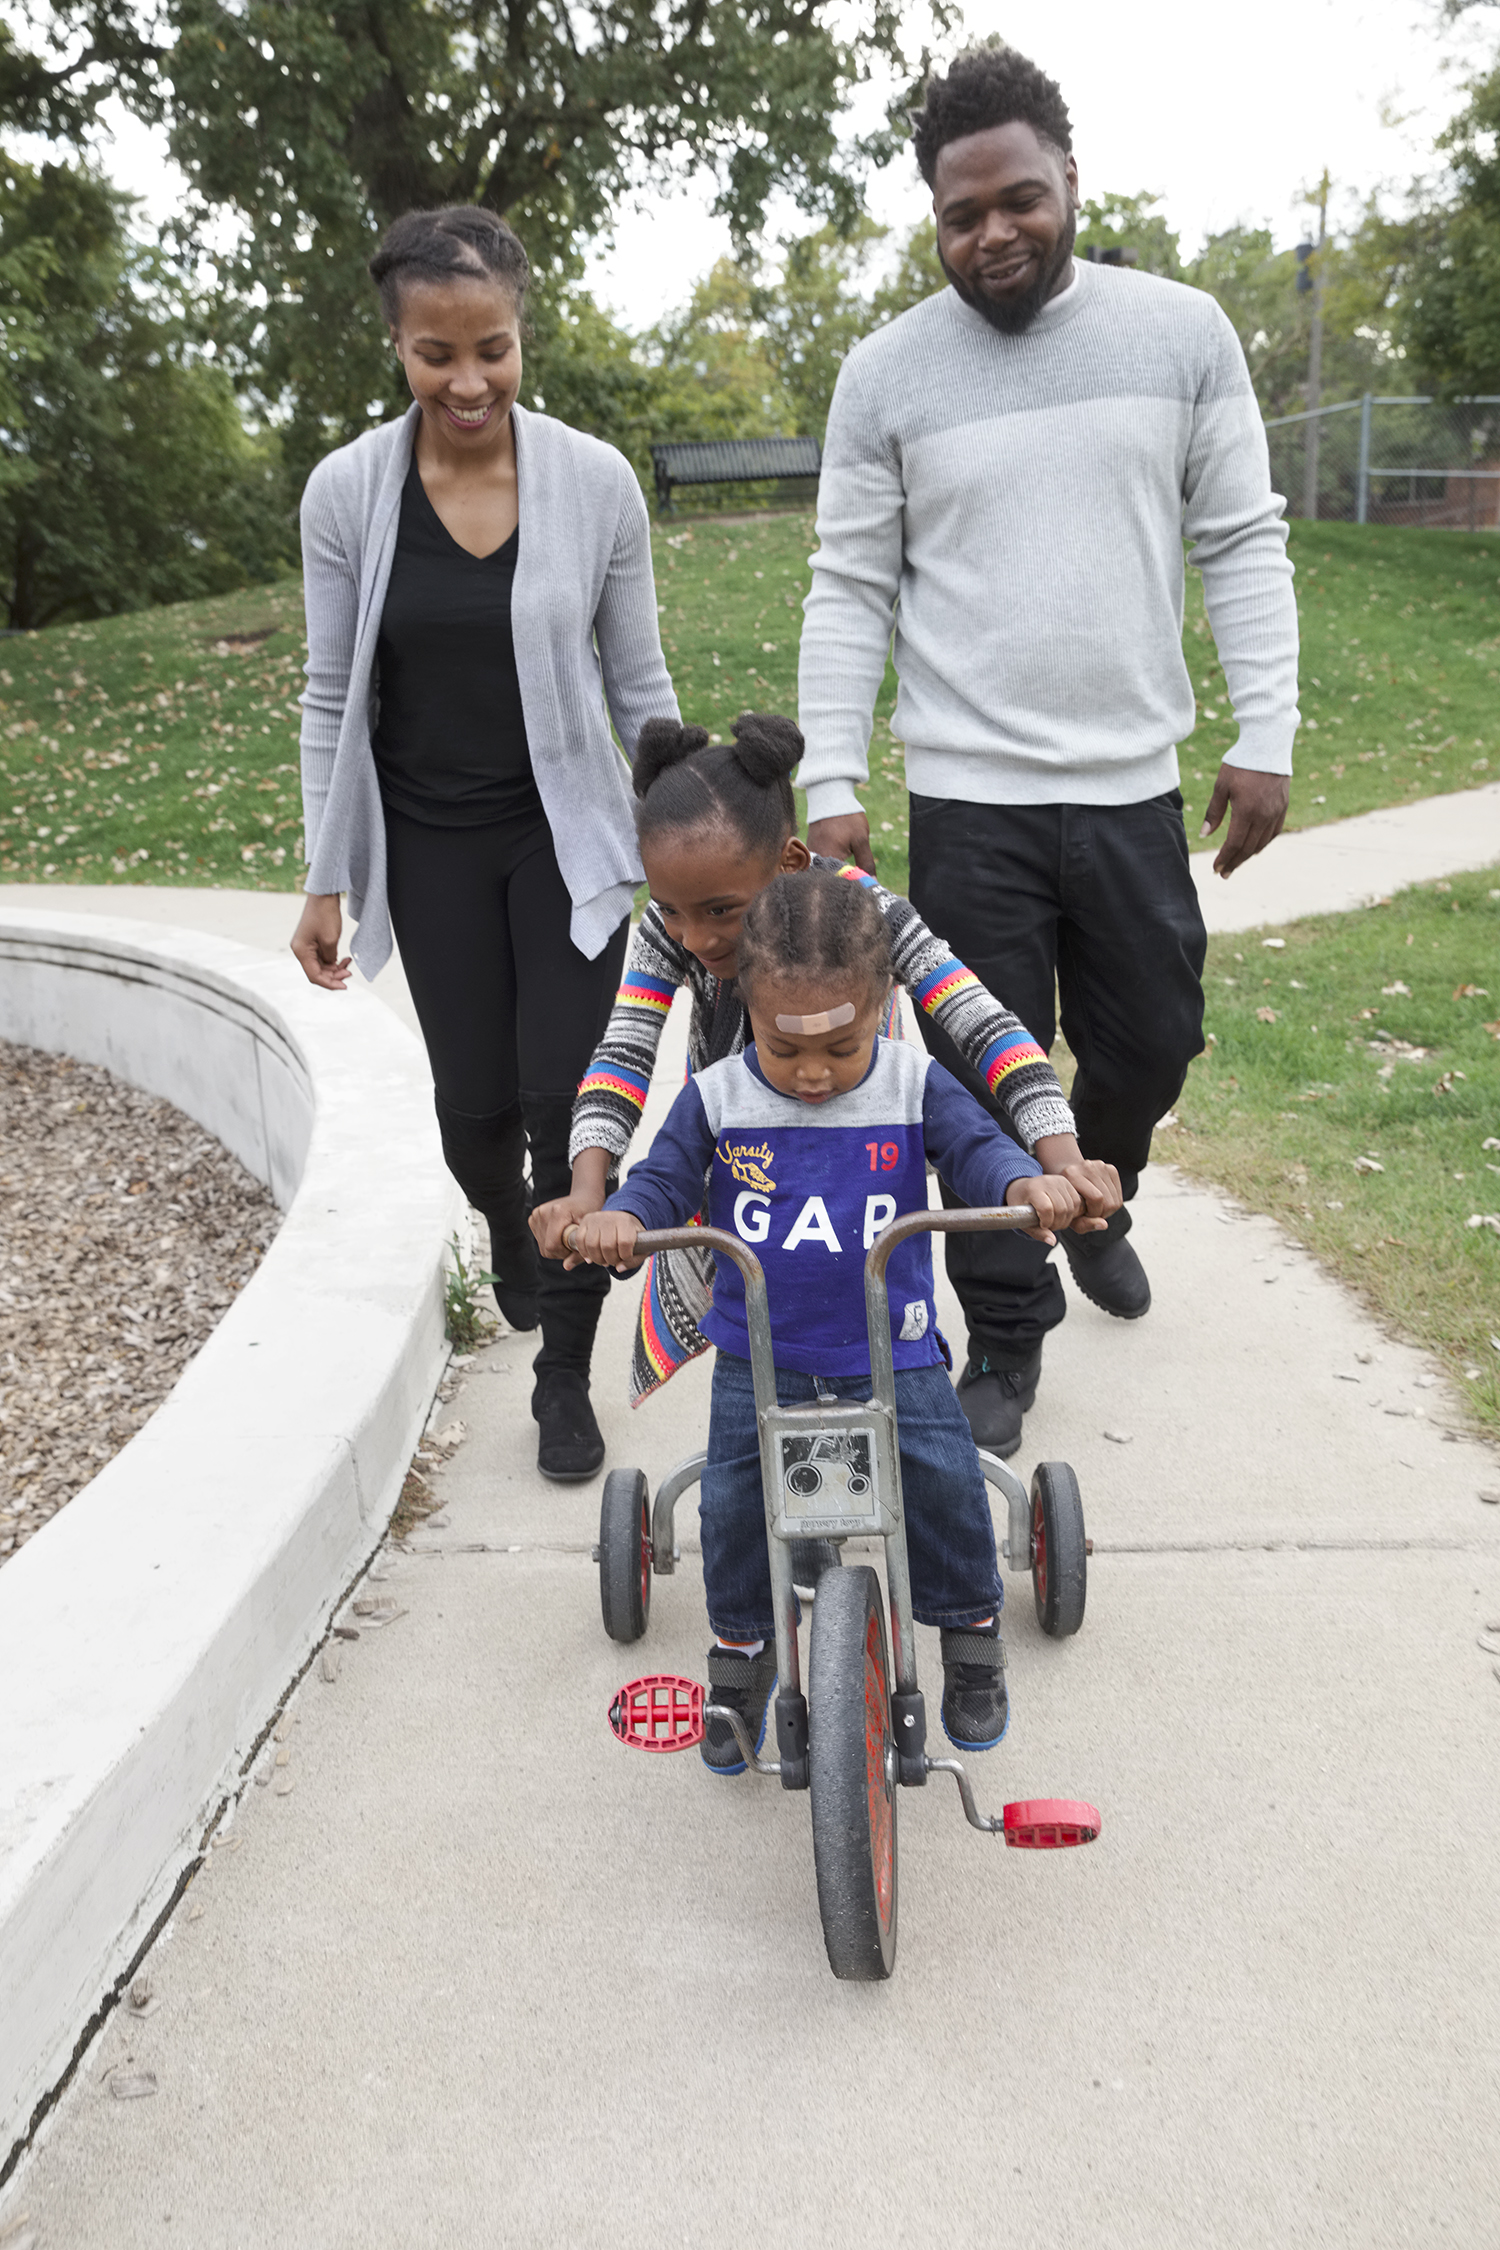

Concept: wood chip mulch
[[0, 1038, 280, 1568]]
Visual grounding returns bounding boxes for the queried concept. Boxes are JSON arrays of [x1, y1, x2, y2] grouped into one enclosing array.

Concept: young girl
[[531, 711, 1120, 1459], [567, 869, 1110, 1772]]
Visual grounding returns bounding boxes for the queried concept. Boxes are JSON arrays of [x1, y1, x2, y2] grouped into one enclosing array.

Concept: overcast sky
[[92, 0, 1492, 330]]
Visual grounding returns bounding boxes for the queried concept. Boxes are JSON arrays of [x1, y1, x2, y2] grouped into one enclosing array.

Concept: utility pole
[[1301, 172, 1329, 521]]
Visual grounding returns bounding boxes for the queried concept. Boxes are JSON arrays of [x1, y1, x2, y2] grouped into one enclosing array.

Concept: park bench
[[649, 435, 822, 516]]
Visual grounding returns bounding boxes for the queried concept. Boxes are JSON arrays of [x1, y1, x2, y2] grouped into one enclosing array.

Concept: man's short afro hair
[[911, 41, 1072, 187]]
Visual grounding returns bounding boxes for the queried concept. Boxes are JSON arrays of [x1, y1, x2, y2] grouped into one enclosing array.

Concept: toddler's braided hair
[[632, 711, 801, 861], [736, 867, 892, 1010]]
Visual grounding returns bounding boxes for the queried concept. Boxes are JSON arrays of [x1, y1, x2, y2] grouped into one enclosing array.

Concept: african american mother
[[290, 205, 676, 1482]]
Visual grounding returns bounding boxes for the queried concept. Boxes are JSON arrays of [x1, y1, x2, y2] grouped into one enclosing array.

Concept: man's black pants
[[907, 791, 1207, 1371]]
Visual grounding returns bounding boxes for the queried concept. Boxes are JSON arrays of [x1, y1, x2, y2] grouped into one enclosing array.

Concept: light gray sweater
[[299, 402, 677, 974], [797, 261, 1300, 823]]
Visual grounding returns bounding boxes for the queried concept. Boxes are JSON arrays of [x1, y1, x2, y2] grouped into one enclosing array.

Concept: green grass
[[0, 579, 307, 888], [1, 510, 1495, 897], [1153, 865, 1500, 1432], [1185, 521, 1499, 842]]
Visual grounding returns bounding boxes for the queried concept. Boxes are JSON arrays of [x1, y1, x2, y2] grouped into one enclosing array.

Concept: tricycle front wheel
[[598, 1467, 651, 1643], [809, 1565, 898, 1981]]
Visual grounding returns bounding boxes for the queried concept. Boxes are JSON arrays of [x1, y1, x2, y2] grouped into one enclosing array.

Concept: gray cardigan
[[298, 401, 678, 973]]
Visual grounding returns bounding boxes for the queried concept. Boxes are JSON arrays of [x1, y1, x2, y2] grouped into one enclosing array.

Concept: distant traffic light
[[1296, 240, 1315, 296]]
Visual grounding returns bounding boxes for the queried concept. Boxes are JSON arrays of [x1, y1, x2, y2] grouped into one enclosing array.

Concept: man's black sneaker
[[1061, 1228, 1151, 1320], [939, 1622, 1009, 1750], [954, 1348, 1041, 1459], [532, 1369, 605, 1482], [702, 1643, 779, 1775], [789, 1539, 842, 1596]]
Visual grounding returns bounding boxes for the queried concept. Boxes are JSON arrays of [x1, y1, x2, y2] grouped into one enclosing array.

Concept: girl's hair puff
[[633, 711, 801, 862], [736, 867, 892, 1010]]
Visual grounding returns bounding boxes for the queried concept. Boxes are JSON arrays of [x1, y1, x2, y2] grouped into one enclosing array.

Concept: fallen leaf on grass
[[1255, 1006, 1278, 1023], [1452, 984, 1489, 1000], [1465, 1214, 1500, 1235], [1352, 1156, 1384, 1174], [1433, 1069, 1467, 1095], [1381, 981, 1411, 997], [1261, 938, 1285, 950]]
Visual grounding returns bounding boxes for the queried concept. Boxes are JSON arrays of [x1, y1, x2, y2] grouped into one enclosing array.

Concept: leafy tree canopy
[[9, 0, 952, 483], [0, 155, 292, 627], [1393, 56, 1500, 392]]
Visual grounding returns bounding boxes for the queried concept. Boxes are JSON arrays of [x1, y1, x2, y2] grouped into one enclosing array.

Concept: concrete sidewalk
[[5, 1166, 1497, 2247], [4, 800, 1500, 2246]]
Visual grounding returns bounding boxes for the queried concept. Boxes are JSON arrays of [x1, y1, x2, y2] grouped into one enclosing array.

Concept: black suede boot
[[523, 1088, 612, 1479], [433, 1095, 539, 1331], [531, 1367, 606, 1482]]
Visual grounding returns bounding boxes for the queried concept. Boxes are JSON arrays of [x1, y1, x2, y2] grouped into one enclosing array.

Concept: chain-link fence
[[1265, 396, 1500, 529]]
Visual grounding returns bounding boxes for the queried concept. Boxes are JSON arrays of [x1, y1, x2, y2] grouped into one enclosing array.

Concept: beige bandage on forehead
[[774, 1002, 856, 1035]]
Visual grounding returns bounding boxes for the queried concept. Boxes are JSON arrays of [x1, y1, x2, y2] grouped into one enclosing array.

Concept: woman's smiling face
[[643, 825, 809, 979], [391, 274, 523, 454]]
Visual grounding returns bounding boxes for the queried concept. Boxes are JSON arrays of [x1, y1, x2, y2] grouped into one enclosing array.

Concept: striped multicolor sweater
[[570, 861, 1074, 1406], [570, 859, 1073, 1166]]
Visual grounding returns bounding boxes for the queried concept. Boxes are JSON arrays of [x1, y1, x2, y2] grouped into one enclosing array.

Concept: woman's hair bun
[[729, 711, 804, 787], [633, 717, 711, 800]]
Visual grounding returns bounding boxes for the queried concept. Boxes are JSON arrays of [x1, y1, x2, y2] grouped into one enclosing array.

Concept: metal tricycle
[[595, 1205, 1100, 1982]]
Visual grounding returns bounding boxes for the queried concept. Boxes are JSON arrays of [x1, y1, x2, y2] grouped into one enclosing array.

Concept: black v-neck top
[[372, 452, 544, 826]]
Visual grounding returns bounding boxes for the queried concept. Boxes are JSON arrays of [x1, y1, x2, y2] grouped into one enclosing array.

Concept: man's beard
[[940, 210, 1077, 336]]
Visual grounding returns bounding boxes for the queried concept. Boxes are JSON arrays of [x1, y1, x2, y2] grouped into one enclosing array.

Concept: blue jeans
[[700, 1353, 1004, 1641]]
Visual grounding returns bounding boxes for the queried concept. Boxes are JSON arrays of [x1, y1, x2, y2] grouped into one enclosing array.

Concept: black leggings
[[384, 805, 628, 1379]]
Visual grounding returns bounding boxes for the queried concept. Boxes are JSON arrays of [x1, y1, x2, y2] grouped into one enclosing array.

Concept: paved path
[[3, 797, 1499, 2247]]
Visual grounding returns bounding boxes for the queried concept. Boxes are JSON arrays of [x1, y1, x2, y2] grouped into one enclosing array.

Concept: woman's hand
[[531, 1149, 611, 1261], [1031, 1135, 1121, 1231], [563, 1209, 643, 1274], [1006, 1172, 1084, 1246], [290, 893, 352, 991]]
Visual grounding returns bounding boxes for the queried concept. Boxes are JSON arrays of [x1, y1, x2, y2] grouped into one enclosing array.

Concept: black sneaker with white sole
[[939, 1621, 1009, 1750], [954, 1348, 1041, 1459], [701, 1643, 779, 1776]]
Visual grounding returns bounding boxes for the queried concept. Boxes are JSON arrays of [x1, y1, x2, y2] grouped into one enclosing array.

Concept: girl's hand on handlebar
[[1030, 1137, 1120, 1231], [290, 892, 352, 990], [531, 1194, 600, 1261], [563, 1209, 643, 1274], [1006, 1172, 1082, 1246]]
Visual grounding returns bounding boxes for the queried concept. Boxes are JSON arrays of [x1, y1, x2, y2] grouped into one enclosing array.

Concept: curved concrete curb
[[0, 910, 462, 2172]]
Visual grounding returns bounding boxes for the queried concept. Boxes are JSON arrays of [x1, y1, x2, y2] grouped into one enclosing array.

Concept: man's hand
[[290, 892, 352, 990], [563, 1209, 643, 1273], [1031, 1135, 1120, 1230], [806, 811, 876, 875], [1200, 764, 1291, 878], [1006, 1173, 1083, 1246]]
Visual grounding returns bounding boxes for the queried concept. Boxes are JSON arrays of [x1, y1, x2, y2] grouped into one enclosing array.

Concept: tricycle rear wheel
[[1031, 1461, 1087, 1638], [598, 1467, 651, 1643], [809, 1565, 898, 1981]]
